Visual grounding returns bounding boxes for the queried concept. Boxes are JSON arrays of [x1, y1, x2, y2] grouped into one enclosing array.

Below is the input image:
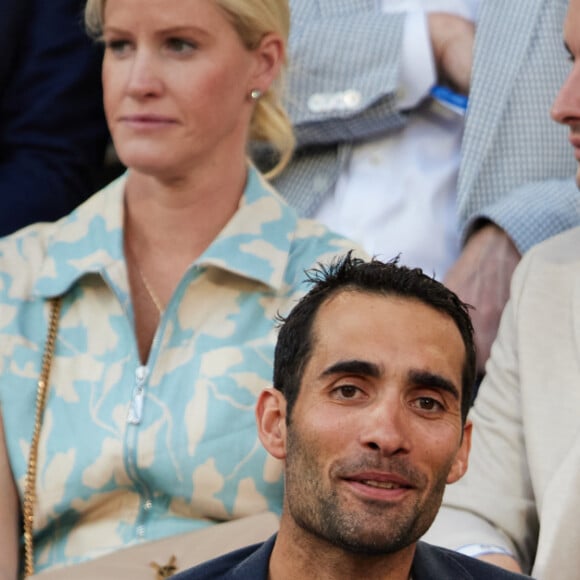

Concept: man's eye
[[413, 397, 443, 412], [333, 385, 362, 399]]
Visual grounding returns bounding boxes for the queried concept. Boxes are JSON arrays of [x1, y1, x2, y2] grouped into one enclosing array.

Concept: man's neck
[[269, 520, 415, 580]]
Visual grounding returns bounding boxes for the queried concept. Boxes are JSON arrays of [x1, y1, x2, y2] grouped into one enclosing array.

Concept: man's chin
[[330, 528, 415, 557]]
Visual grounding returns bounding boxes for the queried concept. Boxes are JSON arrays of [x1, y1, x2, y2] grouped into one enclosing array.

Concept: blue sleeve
[[467, 178, 580, 254], [0, 0, 109, 236]]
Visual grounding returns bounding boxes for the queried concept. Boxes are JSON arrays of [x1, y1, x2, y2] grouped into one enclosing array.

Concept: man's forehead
[[311, 291, 465, 372], [317, 289, 444, 323]]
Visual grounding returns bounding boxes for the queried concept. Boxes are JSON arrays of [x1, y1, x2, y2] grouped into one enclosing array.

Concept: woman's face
[[102, 0, 266, 180]]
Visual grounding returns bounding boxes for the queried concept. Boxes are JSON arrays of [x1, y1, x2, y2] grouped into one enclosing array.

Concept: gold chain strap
[[23, 298, 62, 578]]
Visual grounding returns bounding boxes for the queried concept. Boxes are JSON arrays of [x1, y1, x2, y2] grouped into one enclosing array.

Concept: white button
[[144, 500, 153, 511], [342, 89, 361, 108], [137, 525, 145, 537], [308, 90, 362, 113], [308, 93, 329, 113]]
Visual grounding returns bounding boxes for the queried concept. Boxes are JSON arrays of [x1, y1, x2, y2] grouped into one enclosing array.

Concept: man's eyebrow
[[408, 370, 460, 400], [564, 41, 573, 57], [320, 359, 381, 379]]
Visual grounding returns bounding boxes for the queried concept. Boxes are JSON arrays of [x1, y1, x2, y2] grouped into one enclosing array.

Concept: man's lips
[[569, 135, 580, 160], [346, 471, 413, 487], [343, 471, 415, 499]]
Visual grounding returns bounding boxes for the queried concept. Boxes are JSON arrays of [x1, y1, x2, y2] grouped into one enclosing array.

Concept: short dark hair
[[274, 253, 476, 424]]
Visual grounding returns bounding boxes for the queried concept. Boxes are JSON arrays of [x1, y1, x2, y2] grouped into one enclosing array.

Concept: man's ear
[[256, 388, 287, 460], [446, 420, 472, 484], [249, 32, 284, 96]]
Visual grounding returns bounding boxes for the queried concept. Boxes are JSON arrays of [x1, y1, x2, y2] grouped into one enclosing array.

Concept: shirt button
[[342, 89, 361, 109], [144, 500, 153, 511], [308, 93, 328, 113], [137, 525, 145, 537]]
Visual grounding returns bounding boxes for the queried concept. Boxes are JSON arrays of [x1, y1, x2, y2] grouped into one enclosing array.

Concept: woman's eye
[[105, 39, 132, 56], [166, 38, 196, 53]]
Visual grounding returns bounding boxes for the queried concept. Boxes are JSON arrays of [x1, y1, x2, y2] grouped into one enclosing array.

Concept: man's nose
[[551, 64, 580, 125], [359, 399, 411, 456]]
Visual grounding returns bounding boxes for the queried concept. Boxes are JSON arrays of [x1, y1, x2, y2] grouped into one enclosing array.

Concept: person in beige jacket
[[424, 0, 580, 575]]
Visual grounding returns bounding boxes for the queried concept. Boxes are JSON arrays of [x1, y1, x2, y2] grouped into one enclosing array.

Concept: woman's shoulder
[[0, 176, 126, 300], [0, 220, 57, 295], [284, 217, 367, 290], [245, 166, 367, 273], [291, 216, 367, 263]]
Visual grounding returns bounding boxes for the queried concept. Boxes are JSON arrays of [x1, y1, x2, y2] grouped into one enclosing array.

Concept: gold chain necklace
[[125, 235, 165, 315], [137, 266, 164, 315]]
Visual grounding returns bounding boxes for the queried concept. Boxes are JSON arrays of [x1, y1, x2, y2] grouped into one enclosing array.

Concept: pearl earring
[[250, 89, 262, 101]]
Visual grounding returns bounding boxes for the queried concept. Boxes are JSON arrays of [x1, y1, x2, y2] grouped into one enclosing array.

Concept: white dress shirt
[[315, 0, 478, 279]]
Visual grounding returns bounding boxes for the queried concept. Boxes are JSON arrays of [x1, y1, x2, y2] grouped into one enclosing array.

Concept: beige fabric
[[33, 512, 279, 579], [425, 226, 580, 579]]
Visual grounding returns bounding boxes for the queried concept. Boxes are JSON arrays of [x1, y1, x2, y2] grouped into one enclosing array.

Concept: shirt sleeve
[[463, 178, 580, 253], [286, 0, 410, 147], [397, 9, 436, 110]]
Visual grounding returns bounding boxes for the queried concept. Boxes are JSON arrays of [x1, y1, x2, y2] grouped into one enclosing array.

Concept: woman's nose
[[126, 49, 163, 98]]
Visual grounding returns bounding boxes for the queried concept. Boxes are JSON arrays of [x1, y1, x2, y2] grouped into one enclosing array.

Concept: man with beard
[[173, 254, 527, 580]]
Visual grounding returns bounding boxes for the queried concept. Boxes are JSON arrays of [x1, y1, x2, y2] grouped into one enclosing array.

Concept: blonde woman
[[0, 0, 359, 576]]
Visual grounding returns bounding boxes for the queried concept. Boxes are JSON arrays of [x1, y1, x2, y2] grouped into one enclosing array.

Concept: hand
[[444, 224, 521, 375], [478, 553, 523, 574], [427, 13, 475, 94]]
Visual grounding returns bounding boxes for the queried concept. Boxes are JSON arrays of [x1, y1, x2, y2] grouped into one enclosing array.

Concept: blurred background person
[[444, 0, 579, 374], [260, 0, 580, 378], [0, 0, 109, 236], [424, 1, 580, 576], [255, 0, 478, 280]]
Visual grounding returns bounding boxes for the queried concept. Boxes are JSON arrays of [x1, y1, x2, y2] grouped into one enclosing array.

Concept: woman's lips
[[119, 114, 178, 129]]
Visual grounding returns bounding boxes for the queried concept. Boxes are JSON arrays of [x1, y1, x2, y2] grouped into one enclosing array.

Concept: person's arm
[[446, 177, 580, 373], [428, 12, 474, 94], [0, 0, 109, 236], [0, 410, 19, 580], [444, 223, 521, 374]]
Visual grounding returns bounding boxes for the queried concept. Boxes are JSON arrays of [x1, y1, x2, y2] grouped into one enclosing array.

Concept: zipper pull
[[127, 365, 148, 425]]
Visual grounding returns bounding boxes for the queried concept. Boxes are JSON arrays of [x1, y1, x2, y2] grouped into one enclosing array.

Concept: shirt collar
[[33, 166, 297, 298]]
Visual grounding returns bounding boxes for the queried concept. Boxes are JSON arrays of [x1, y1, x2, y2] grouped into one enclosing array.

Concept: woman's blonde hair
[[85, 0, 294, 178]]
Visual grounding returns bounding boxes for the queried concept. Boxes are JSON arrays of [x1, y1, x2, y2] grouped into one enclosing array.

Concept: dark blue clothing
[[0, 0, 109, 236], [173, 535, 532, 579]]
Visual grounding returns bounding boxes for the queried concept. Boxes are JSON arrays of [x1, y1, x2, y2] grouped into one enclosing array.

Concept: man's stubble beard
[[283, 423, 451, 556]]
